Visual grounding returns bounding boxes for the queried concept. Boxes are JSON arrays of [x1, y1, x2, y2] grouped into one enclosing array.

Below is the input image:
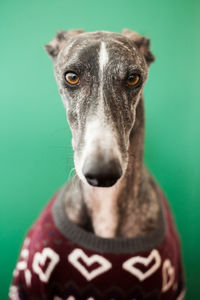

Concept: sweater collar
[[52, 182, 166, 254]]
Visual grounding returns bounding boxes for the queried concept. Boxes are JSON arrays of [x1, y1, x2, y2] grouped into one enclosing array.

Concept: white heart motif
[[9, 285, 20, 300], [162, 259, 175, 293], [68, 248, 112, 281], [32, 247, 60, 283], [122, 249, 161, 281]]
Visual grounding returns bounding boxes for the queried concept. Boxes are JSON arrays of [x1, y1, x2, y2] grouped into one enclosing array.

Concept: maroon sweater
[[9, 183, 185, 300]]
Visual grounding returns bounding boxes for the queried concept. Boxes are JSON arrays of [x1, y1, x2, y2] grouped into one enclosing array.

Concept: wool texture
[[9, 184, 185, 300]]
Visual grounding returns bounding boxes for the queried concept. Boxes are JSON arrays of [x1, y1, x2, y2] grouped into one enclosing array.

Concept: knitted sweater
[[9, 183, 185, 300]]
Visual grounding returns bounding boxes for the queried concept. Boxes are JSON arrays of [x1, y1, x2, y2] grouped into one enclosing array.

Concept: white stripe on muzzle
[[74, 42, 123, 184]]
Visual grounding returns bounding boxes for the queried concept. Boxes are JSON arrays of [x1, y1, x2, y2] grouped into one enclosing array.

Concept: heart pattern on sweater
[[68, 248, 112, 281], [32, 247, 60, 283], [162, 259, 175, 292], [122, 249, 161, 281]]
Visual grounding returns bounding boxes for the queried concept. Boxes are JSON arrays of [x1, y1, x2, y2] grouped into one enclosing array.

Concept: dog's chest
[[10, 188, 185, 300], [84, 186, 120, 238]]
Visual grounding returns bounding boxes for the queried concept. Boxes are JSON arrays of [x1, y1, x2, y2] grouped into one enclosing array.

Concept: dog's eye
[[65, 72, 80, 85], [126, 74, 140, 87]]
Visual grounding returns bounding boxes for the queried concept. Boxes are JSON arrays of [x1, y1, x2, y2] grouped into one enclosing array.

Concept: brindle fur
[[45, 29, 161, 238]]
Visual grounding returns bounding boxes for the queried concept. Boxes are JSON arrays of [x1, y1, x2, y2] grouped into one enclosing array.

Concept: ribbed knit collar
[[52, 182, 166, 254]]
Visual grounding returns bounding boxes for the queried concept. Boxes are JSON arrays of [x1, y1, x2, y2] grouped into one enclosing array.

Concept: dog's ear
[[122, 29, 155, 66], [44, 29, 84, 60]]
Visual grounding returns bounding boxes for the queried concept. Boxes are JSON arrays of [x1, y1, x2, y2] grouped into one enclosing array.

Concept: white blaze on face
[[74, 41, 124, 184], [99, 41, 109, 103], [99, 42, 109, 75]]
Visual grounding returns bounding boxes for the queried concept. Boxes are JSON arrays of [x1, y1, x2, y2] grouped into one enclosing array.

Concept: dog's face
[[45, 30, 154, 187]]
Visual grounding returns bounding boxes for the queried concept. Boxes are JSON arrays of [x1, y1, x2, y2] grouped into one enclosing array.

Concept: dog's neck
[[64, 96, 160, 238]]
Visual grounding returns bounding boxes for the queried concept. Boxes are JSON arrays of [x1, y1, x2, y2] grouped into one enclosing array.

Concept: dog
[[9, 29, 185, 300]]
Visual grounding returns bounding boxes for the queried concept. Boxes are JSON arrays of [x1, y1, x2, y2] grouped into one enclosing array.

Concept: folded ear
[[44, 29, 84, 60], [122, 29, 155, 66]]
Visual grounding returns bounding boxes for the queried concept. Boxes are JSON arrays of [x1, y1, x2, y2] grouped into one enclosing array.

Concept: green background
[[0, 0, 199, 299]]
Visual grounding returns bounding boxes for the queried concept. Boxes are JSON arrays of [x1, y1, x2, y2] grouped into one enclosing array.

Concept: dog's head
[[44, 29, 155, 187]]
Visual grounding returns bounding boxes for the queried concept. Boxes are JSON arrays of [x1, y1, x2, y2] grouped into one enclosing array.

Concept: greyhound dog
[[10, 29, 185, 300], [46, 29, 158, 239]]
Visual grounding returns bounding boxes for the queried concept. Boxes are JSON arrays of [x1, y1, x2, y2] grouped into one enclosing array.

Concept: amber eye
[[65, 72, 80, 85], [126, 74, 140, 87]]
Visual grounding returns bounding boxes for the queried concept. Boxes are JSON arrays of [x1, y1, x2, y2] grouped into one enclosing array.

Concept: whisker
[[67, 167, 76, 180]]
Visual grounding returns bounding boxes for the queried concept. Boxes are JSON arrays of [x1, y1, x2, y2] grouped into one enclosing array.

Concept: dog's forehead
[[58, 31, 143, 67]]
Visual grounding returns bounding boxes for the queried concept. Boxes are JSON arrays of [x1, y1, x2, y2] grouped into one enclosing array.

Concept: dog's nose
[[82, 158, 122, 187]]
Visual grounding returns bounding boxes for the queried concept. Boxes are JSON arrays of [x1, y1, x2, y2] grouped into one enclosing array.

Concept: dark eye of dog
[[65, 72, 80, 85], [126, 74, 140, 87]]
